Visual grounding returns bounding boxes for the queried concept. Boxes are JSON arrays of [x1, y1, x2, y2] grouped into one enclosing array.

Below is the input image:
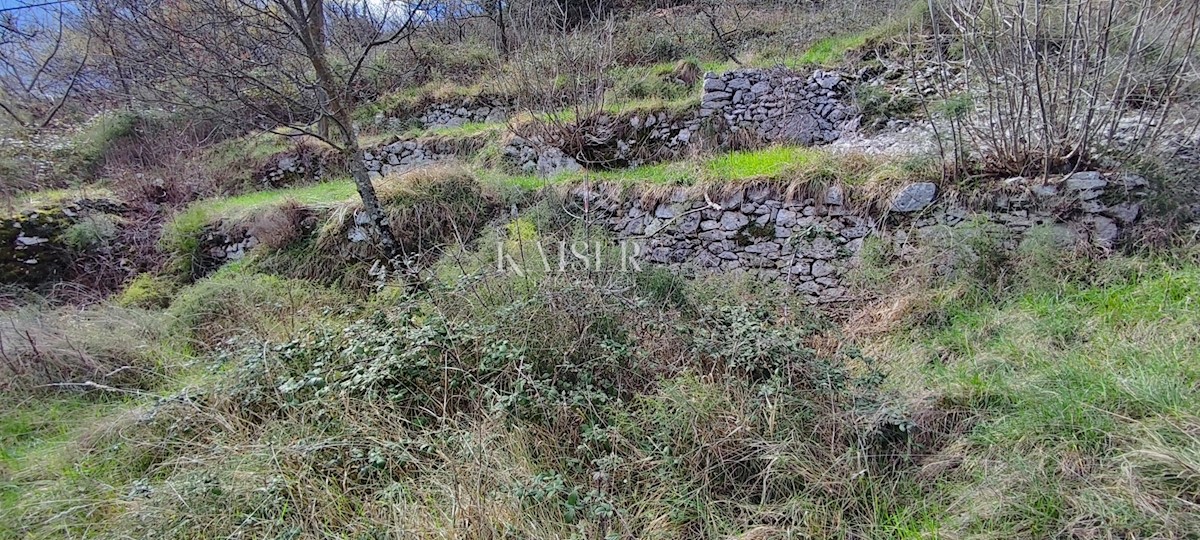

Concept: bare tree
[[90, 0, 437, 256], [697, 0, 746, 66], [0, 5, 93, 129], [924, 0, 1200, 177]]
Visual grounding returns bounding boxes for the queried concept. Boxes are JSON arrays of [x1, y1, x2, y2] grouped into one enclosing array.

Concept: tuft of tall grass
[[0, 302, 174, 394]]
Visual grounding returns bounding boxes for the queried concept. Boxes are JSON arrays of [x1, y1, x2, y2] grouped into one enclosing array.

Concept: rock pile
[[259, 153, 328, 187], [501, 134, 584, 176]]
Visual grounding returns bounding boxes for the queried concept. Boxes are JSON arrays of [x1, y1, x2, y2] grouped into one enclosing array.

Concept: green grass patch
[[704, 146, 823, 181], [881, 260, 1200, 535], [408, 121, 505, 139], [609, 61, 700, 105], [792, 33, 872, 67], [3, 185, 117, 213], [181, 180, 356, 224], [475, 145, 935, 192]]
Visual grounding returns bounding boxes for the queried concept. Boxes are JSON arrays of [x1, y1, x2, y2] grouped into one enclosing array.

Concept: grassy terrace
[[161, 144, 939, 243]]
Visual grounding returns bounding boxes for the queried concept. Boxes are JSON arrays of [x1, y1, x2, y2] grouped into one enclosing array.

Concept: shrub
[[159, 206, 212, 279], [925, 0, 1200, 176], [60, 213, 121, 252], [854, 84, 919, 131], [59, 111, 140, 179]]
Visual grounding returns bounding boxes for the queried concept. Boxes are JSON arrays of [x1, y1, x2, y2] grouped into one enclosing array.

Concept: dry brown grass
[[0, 303, 169, 393], [318, 165, 500, 262], [246, 199, 313, 251]]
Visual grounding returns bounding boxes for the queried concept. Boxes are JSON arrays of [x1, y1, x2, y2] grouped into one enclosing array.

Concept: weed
[[0, 302, 173, 394], [59, 213, 121, 251]]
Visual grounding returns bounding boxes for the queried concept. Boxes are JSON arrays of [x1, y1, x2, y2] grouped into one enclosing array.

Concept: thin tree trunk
[[342, 127, 398, 256], [300, 0, 398, 256]]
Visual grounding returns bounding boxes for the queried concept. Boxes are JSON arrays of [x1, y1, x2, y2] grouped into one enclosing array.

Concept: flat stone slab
[[890, 182, 937, 212]]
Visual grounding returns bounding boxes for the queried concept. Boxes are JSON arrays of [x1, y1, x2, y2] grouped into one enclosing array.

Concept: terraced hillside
[[2, 0, 1200, 538]]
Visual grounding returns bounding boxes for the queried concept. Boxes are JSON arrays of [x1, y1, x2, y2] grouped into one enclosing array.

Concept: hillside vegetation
[[2, 0, 1200, 538]]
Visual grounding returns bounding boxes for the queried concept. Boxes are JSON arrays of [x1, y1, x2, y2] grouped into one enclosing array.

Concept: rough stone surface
[[890, 182, 938, 212], [1, 199, 125, 286], [566, 172, 1143, 304], [700, 68, 857, 146]]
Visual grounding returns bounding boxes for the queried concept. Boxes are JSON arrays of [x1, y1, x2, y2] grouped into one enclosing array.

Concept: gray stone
[[824, 186, 844, 206], [776, 209, 797, 227], [799, 237, 837, 259], [1087, 215, 1119, 250], [1119, 173, 1149, 190], [797, 281, 821, 294], [1104, 202, 1141, 224], [1032, 184, 1059, 198], [15, 235, 48, 246], [811, 260, 834, 278], [1065, 172, 1107, 192], [720, 212, 749, 231], [815, 71, 841, 89], [703, 77, 726, 92], [679, 213, 701, 234], [841, 225, 870, 239], [727, 77, 751, 90], [890, 182, 937, 212], [702, 91, 732, 103], [744, 242, 780, 254]]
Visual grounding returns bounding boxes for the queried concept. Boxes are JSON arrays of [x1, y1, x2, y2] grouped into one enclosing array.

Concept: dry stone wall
[[363, 136, 486, 179], [261, 67, 860, 181], [418, 99, 509, 129], [501, 110, 704, 175], [372, 97, 510, 132], [1, 199, 125, 286], [701, 68, 856, 145], [259, 153, 331, 187], [570, 172, 1147, 303], [502, 67, 858, 175]]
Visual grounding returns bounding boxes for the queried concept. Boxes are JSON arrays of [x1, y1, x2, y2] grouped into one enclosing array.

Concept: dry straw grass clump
[[318, 164, 499, 262], [0, 302, 171, 393]]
